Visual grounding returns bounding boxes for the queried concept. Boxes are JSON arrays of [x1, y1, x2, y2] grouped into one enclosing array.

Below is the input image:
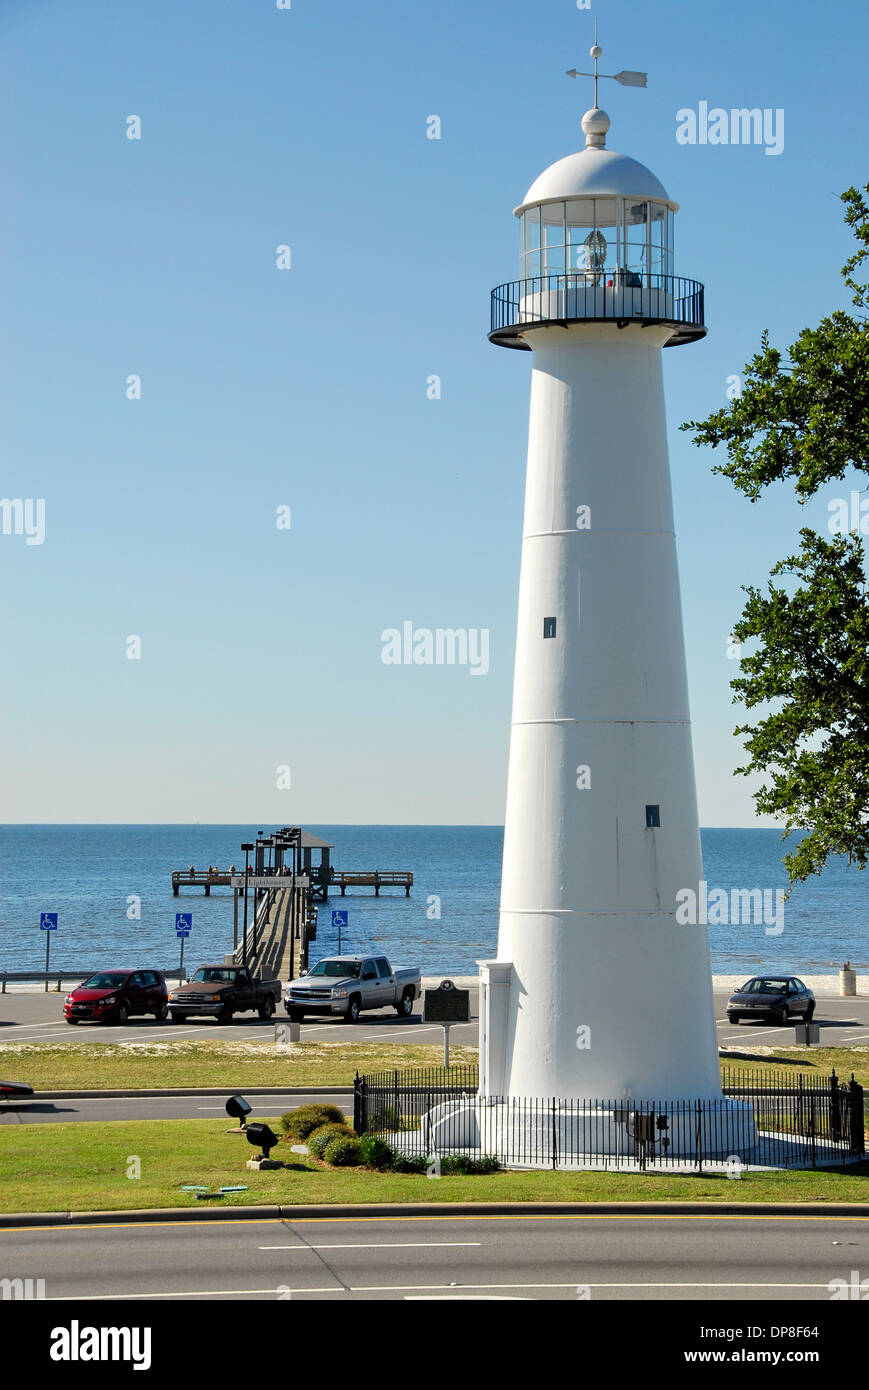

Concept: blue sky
[[1, 0, 866, 824]]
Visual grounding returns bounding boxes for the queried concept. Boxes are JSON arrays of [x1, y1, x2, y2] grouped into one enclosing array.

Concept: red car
[[64, 970, 169, 1025]]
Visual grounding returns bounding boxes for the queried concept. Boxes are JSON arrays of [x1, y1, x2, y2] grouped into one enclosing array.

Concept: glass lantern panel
[[521, 208, 541, 280], [623, 201, 650, 276], [648, 205, 672, 279], [566, 199, 618, 277], [543, 206, 566, 276], [647, 205, 667, 279]]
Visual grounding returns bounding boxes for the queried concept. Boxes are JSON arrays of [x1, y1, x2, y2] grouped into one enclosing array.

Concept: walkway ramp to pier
[[235, 885, 310, 983]]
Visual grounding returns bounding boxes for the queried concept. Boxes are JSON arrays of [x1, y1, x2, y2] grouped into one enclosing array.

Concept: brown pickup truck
[[168, 965, 281, 1024]]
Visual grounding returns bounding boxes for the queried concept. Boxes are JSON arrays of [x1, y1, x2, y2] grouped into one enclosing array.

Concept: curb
[[23, 1086, 352, 1100], [1, 1200, 867, 1230]]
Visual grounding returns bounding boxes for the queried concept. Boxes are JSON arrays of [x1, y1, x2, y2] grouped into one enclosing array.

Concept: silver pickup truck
[[283, 954, 422, 1024]]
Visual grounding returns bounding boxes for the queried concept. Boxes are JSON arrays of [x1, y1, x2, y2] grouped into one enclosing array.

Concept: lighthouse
[[477, 48, 724, 1111]]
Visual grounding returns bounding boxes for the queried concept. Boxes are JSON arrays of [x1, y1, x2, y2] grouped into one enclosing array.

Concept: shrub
[[280, 1104, 345, 1141], [357, 1134, 396, 1171], [391, 1153, 428, 1174], [323, 1134, 362, 1167], [438, 1154, 501, 1176], [307, 1123, 354, 1159]]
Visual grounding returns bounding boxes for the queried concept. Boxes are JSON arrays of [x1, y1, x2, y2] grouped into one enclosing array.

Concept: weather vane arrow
[[566, 24, 647, 108]]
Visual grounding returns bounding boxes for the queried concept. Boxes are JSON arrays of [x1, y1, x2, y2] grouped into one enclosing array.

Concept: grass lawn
[[719, 1046, 869, 1090], [0, 1040, 478, 1090], [0, 1038, 866, 1092], [0, 1117, 866, 1215]]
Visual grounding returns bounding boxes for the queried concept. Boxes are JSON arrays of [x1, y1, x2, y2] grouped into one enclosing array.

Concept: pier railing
[[353, 1064, 864, 1171], [328, 870, 413, 897]]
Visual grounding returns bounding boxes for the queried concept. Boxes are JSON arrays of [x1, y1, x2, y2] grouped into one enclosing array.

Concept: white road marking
[[720, 1027, 789, 1042], [59, 1287, 342, 1299], [58, 1279, 835, 1300], [257, 1242, 481, 1250], [2, 1019, 68, 1029], [378, 1026, 442, 1037]]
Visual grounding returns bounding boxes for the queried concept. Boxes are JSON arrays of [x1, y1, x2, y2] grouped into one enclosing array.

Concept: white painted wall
[[482, 322, 722, 1101]]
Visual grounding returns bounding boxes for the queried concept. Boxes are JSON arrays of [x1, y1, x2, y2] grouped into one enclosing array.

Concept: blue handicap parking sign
[[40, 912, 58, 931], [175, 912, 192, 937], [331, 910, 348, 929]]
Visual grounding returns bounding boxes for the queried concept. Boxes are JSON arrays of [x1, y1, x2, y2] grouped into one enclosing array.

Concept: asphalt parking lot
[[1, 986, 868, 1050], [0, 988, 479, 1047]]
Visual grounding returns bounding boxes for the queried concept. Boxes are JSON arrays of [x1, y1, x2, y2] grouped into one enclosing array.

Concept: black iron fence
[[489, 272, 706, 348], [353, 1064, 864, 1171]]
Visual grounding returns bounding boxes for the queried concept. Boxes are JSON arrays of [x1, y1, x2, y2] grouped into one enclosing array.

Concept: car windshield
[[308, 960, 362, 978], [191, 968, 235, 983], [81, 974, 129, 990], [742, 978, 789, 994]]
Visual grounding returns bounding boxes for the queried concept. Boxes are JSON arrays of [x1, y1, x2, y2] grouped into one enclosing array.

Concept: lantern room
[[519, 196, 674, 284], [490, 105, 705, 349]]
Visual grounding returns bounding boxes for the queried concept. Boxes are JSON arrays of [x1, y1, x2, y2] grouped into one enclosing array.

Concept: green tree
[[681, 185, 869, 883]]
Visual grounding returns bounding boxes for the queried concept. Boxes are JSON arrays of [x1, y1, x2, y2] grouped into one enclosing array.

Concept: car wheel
[[258, 998, 275, 1022], [171, 1013, 187, 1024], [116, 1002, 129, 1025], [222, 1009, 234, 1026], [154, 1003, 169, 1022], [395, 989, 414, 1018], [286, 1008, 304, 1022], [727, 1014, 740, 1024], [345, 996, 361, 1024], [804, 1003, 815, 1021], [776, 1004, 790, 1026], [65, 1017, 79, 1025]]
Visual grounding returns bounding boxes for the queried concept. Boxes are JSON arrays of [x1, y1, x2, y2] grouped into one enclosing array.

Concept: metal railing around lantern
[[489, 272, 706, 348]]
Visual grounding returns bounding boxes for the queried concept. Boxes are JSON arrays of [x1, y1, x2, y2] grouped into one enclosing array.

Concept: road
[[2, 987, 867, 1049], [0, 1091, 351, 1125], [0, 1213, 865, 1300]]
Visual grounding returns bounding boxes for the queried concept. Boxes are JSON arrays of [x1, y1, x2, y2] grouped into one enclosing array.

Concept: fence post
[[830, 1069, 842, 1144], [849, 1077, 865, 1156], [694, 1099, 703, 1174], [551, 1098, 558, 1171]]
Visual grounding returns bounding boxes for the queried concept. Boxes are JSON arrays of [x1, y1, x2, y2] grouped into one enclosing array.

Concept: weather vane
[[566, 21, 647, 108]]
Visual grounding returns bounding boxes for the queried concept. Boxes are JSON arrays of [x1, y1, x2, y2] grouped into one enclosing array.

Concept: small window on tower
[[645, 805, 661, 828], [543, 617, 557, 639]]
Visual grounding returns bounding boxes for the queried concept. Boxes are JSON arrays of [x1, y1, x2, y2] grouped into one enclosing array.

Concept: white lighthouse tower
[[477, 50, 723, 1116]]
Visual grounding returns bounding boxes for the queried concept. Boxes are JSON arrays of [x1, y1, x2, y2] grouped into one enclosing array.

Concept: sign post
[[175, 913, 192, 979], [40, 913, 58, 992], [331, 909, 348, 953], [422, 979, 471, 1068]]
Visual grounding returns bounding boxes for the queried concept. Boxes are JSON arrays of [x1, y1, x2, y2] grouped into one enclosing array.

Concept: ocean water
[[0, 825, 866, 977]]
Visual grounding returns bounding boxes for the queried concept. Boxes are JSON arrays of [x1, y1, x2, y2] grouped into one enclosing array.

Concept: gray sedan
[[726, 975, 815, 1026]]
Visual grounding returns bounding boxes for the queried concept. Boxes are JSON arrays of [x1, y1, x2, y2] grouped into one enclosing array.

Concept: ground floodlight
[[226, 1094, 252, 1126], [245, 1123, 279, 1159]]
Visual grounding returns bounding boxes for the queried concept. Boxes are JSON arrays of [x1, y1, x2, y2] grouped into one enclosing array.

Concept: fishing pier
[[170, 827, 413, 982], [172, 830, 412, 901]]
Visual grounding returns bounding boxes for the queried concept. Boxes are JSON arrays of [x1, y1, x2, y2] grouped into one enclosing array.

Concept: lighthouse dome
[[515, 145, 676, 216]]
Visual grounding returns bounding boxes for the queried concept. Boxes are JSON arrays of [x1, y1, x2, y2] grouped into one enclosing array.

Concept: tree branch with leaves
[[681, 184, 869, 882]]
